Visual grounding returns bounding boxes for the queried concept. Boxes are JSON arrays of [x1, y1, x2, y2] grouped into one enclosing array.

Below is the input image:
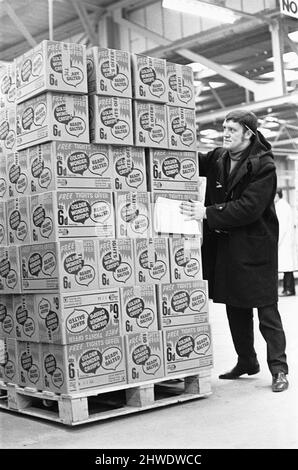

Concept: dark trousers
[[283, 272, 296, 294], [226, 304, 288, 375]]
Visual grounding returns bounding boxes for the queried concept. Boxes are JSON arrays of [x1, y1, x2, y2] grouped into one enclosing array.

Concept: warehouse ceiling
[[0, 0, 298, 156]]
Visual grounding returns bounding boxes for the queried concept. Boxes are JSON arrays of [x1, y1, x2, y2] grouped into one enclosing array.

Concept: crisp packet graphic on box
[[41, 336, 127, 394], [0, 338, 18, 384], [163, 324, 213, 375], [134, 101, 168, 148], [134, 237, 170, 285], [120, 284, 158, 334], [0, 105, 16, 152], [167, 106, 196, 151], [6, 149, 29, 198], [149, 149, 199, 193], [0, 246, 21, 294], [16, 92, 89, 150], [90, 95, 133, 146], [115, 191, 152, 238], [13, 294, 39, 342], [87, 47, 132, 97], [98, 238, 135, 288], [16, 40, 87, 102], [17, 340, 43, 389], [131, 54, 167, 102], [111, 145, 146, 191], [125, 330, 164, 383], [167, 62, 195, 109], [157, 280, 209, 329], [0, 294, 14, 339]]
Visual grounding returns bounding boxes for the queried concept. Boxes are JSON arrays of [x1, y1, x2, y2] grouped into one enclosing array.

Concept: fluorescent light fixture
[[162, 0, 238, 24], [263, 121, 280, 129], [288, 31, 298, 42], [259, 70, 298, 82], [287, 155, 298, 160], [200, 129, 221, 138], [268, 52, 298, 69], [208, 81, 226, 89], [259, 128, 278, 138], [200, 137, 215, 143]]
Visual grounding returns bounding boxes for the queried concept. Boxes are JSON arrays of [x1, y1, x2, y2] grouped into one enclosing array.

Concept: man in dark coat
[[180, 109, 289, 392]]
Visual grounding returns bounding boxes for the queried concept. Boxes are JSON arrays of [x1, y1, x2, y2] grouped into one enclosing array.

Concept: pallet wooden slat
[[0, 370, 212, 426]]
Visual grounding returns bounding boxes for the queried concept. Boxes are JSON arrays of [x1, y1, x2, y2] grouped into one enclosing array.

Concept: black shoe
[[279, 290, 295, 297], [272, 372, 289, 392], [219, 363, 260, 380]]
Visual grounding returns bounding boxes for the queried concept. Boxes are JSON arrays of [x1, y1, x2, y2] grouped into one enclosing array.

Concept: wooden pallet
[[0, 369, 212, 426]]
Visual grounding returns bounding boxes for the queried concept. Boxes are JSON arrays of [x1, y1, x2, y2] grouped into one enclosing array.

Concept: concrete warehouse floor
[[0, 292, 297, 450]]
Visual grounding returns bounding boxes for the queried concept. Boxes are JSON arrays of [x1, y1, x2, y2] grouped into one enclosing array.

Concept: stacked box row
[[0, 189, 207, 245], [0, 41, 197, 153], [0, 143, 201, 198], [0, 280, 209, 342], [0, 321, 212, 393], [0, 236, 202, 294]]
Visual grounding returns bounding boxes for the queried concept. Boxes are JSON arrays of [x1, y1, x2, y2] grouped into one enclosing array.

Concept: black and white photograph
[[0, 0, 297, 460]]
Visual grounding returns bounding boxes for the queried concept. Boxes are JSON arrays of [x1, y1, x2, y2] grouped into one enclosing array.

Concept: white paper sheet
[[154, 196, 201, 235]]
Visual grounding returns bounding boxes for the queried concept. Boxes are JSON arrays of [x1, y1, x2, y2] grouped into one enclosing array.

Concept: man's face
[[222, 119, 250, 152]]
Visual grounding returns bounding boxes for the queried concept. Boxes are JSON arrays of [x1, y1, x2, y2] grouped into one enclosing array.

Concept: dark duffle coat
[[199, 131, 279, 308]]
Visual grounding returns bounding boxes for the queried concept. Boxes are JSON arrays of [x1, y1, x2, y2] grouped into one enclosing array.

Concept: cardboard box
[[115, 191, 152, 238], [111, 145, 146, 191], [87, 47, 132, 97], [166, 62, 195, 109], [169, 237, 202, 283], [7, 196, 31, 245], [167, 106, 196, 151], [27, 141, 113, 193], [16, 92, 89, 150], [0, 151, 8, 201], [37, 289, 121, 344], [0, 338, 18, 384], [0, 294, 14, 339], [0, 245, 21, 294], [120, 284, 158, 334], [13, 294, 39, 342], [90, 95, 133, 146], [28, 142, 55, 194], [0, 104, 16, 152], [16, 40, 87, 103], [163, 324, 213, 376], [17, 340, 43, 389], [125, 330, 164, 383], [131, 54, 167, 102], [0, 62, 16, 108], [134, 237, 170, 285], [30, 189, 115, 242], [98, 238, 135, 289], [41, 336, 127, 394], [7, 149, 29, 197], [54, 142, 113, 190], [6, 149, 29, 198], [20, 239, 99, 293], [0, 201, 8, 246], [157, 280, 209, 329], [149, 149, 199, 193], [133, 101, 168, 148]]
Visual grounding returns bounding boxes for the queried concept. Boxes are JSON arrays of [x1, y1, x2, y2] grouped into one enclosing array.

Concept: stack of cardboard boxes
[[0, 40, 213, 397]]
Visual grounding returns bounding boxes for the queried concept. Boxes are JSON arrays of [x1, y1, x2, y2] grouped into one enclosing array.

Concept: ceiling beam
[[68, 0, 98, 46], [1, 0, 37, 47], [195, 92, 298, 124], [113, 8, 262, 94]]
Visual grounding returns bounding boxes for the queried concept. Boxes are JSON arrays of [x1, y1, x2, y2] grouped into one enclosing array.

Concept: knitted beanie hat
[[225, 109, 258, 134]]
